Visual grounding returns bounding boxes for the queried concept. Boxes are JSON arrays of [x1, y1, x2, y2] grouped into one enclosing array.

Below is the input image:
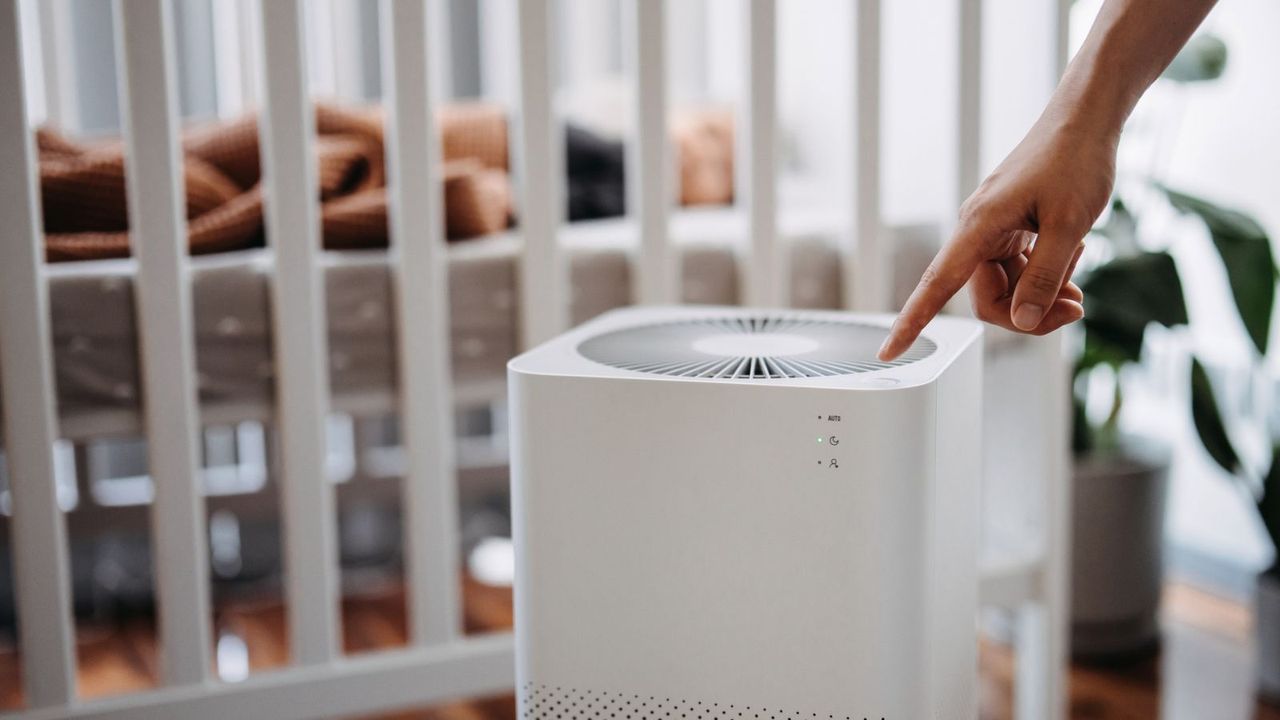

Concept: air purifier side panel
[[510, 369, 940, 719], [927, 337, 983, 718]]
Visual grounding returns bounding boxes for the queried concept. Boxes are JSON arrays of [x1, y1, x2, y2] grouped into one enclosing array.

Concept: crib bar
[[627, 0, 674, 305], [1017, 5, 1073, 718], [35, 0, 75, 132], [0, 0, 76, 705], [847, 0, 884, 312], [9, 636, 515, 720], [954, 0, 983, 205], [515, 0, 567, 346], [936, 0, 983, 314], [257, 0, 341, 666], [740, 0, 780, 307], [113, 0, 213, 686], [381, 0, 461, 645]]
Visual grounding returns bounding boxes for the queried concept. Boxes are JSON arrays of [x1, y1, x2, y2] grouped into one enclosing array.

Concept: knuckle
[[1021, 267, 1061, 296], [957, 202, 989, 236], [1048, 205, 1095, 234]]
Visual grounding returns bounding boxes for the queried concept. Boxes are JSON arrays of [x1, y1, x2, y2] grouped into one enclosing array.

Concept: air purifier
[[509, 306, 983, 720]]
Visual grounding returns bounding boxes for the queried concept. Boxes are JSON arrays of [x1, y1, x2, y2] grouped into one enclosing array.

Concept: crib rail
[[0, 1, 1071, 718], [382, 0, 462, 646], [114, 0, 213, 685], [0, 2, 76, 707], [258, 0, 344, 668]]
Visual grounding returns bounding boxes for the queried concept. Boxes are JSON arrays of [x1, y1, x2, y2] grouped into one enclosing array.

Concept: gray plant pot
[[1258, 573, 1280, 703], [1071, 441, 1171, 660]]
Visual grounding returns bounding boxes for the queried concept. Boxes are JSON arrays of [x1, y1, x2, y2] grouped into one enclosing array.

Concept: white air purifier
[[509, 306, 983, 720]]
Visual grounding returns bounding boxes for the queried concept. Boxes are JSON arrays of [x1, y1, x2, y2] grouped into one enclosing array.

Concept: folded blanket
[[40, 102, 513, 262]]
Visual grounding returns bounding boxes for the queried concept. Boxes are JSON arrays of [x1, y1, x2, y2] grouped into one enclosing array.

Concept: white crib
[[0, 1, 1073, 718]]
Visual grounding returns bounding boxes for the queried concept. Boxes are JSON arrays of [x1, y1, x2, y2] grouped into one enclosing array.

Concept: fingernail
[[1012, 303, 1044, 330]]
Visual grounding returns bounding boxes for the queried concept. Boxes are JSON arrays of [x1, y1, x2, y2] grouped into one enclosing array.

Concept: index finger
[[877, 226, 986, 361]]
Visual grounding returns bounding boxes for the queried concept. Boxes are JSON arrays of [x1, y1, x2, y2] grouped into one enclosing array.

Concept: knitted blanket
[[39, 102, 512, 261]]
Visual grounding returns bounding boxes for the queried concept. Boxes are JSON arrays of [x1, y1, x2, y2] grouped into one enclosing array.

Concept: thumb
[[1010, 227, 1084, 331]]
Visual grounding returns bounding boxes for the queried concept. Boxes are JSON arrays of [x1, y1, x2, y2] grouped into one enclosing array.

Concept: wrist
[[1045, 50, 1132, 146]]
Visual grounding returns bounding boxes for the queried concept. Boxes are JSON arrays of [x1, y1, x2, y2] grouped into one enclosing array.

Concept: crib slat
[[953, 0, 983, 206], [257, 0, 341, 666], [35, 0, 75, 132], [847, 0, 884, 312], [515, 0, 567, 347], [0, 0, 76, 705], [741, 0, 780, 307], [1017, 5, 1073, 719], [627, 0, 674, 305], [113, 0, 212, 686], [937, 0, 983, 314], [381, 0, 461, 646]]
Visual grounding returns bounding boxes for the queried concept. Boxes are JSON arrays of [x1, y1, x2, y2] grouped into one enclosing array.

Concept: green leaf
[[1189, 357, 1242, 476], [1162, 187, 1276, 355], [1072, 396, 1093, 455], [1162, 34, 1228, 83], [1079, 251, 1188, 364], [1261, 446, 1280, 574]]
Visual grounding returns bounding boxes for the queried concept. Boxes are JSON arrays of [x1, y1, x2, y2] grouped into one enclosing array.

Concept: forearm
[[1045, 0, 1218, 139], [881, 0, 1217, 356]]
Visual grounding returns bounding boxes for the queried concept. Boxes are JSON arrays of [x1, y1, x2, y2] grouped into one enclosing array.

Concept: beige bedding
[[34, 221, 848, 438]]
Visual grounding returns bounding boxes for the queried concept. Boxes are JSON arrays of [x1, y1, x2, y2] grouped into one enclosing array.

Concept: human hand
[[877, 112, 1117, 361]]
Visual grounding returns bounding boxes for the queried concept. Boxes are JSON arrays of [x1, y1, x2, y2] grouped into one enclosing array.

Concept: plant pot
[[1258, 573, 1280, 703], [1071, 440, 1171, 660]]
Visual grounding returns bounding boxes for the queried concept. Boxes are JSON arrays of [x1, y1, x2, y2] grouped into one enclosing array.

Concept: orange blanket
[[39, 102, 512, 262]]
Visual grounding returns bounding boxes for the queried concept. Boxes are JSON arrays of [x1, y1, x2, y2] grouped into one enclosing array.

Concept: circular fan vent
[[577, 315, 935, 380]]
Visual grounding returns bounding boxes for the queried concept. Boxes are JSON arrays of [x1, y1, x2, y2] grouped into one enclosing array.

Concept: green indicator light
[[817, 437, 824, 443]]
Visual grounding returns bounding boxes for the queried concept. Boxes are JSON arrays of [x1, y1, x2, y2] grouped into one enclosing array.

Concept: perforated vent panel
[[577, 315, 935, 380], [520, 684, 863, 720]]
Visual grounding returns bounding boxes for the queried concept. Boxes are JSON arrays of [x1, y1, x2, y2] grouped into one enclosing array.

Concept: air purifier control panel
[[816, 413, 842, 470]]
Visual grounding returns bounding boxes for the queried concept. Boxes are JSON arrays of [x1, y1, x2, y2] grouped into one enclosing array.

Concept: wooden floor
[[0, 579, 1276, 719]]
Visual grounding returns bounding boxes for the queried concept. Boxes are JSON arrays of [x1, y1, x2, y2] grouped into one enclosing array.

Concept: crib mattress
[[30, 210, 853, 439]]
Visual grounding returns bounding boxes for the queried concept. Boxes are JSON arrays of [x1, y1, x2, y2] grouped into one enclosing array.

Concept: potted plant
[[1070, 218, 1183, 660], [1162, 191, 1280, 702], [1071, 185, 1279, 690], [1065, 30, 1255, 661]]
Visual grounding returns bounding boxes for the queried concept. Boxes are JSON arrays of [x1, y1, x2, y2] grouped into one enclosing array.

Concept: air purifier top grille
[[576, 314, 935, 380]]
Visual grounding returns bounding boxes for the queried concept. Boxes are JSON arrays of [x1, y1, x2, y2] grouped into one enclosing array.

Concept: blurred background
[[0, 0, 1278, 718]]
